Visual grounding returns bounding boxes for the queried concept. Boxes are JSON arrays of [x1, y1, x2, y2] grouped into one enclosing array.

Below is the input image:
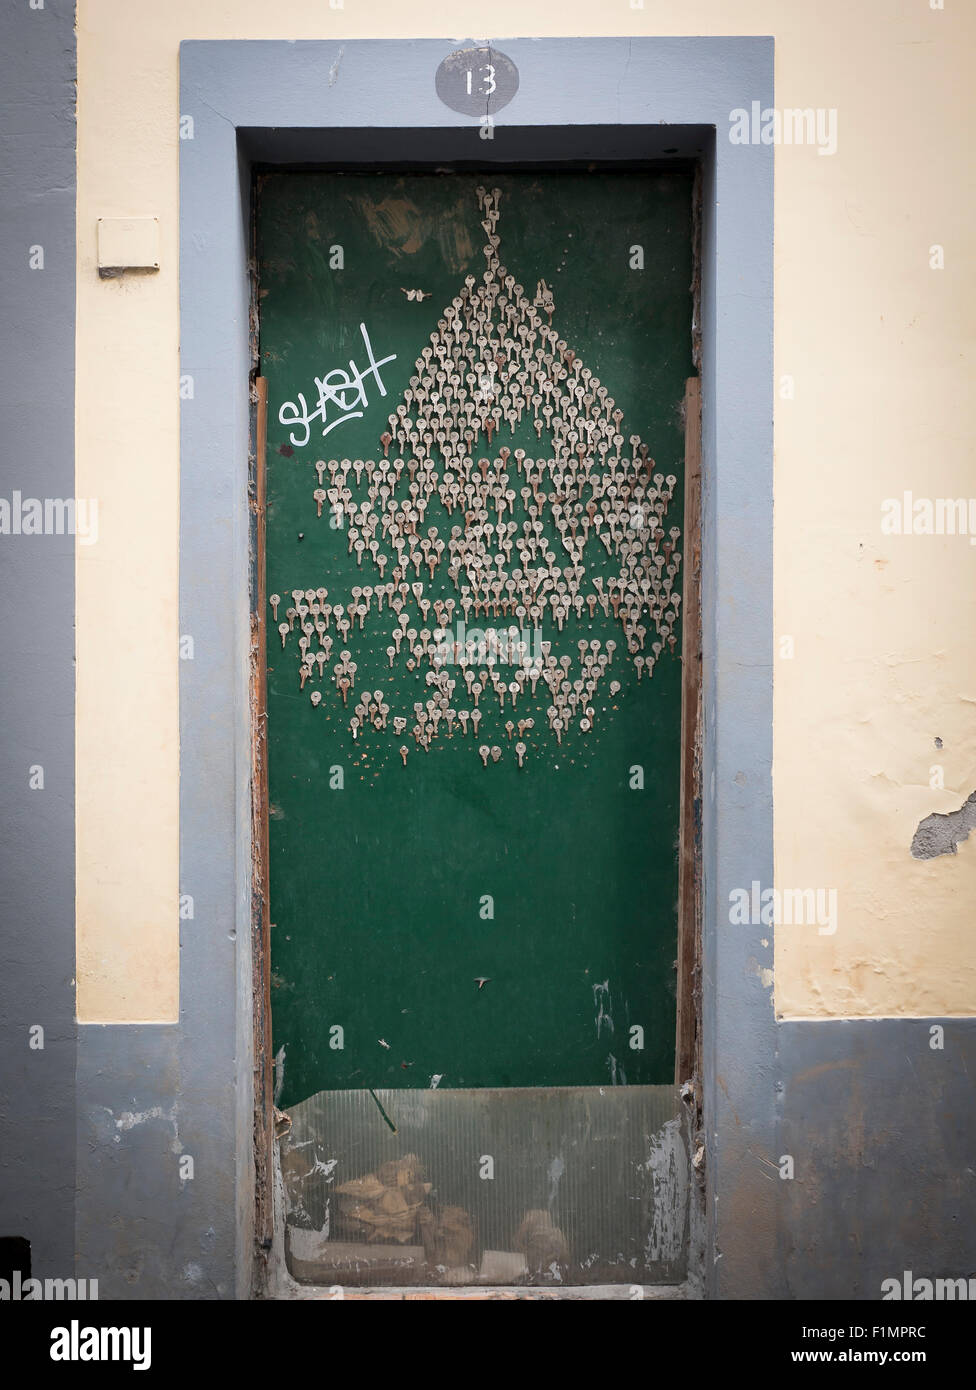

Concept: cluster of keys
[[273, 186, 682, 768]]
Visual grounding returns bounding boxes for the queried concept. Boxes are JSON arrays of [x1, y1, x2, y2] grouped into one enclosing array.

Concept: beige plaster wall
[[75, 0, 976, 1021]]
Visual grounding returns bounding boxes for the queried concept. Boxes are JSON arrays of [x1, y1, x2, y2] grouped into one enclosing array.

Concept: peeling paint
[[104, 1103, 182, 1154], [308, 1157, 338, 1180], [749, 957, 775, 991], [351, 191, 476, 274], [114, 1106, 166, 1131], [643, 1119, 689, 1265], [547, 1155, 565, 1209], [592, 979, 613, 1038], [911, 789, 976, 860], [606, 1053, 627, 1086], [274, 1045, 286, 1105]]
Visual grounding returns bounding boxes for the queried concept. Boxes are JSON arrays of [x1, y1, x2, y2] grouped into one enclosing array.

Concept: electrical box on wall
[[96, 216, 160, 276]]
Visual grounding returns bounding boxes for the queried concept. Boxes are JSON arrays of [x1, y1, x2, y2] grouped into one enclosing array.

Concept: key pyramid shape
[[276, 186, 683, 765]]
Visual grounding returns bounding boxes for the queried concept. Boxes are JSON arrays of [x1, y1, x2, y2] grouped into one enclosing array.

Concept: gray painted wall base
[[777, 1019, 976, 1300], [74, 1017, 976, 1300], [76, 1027, 240, 1299]]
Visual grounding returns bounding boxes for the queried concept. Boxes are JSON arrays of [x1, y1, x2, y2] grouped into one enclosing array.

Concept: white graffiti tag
[[278, 323, 397, 447]]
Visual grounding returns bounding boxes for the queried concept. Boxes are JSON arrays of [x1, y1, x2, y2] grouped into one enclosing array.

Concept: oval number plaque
[[435, 46, 519, 117]]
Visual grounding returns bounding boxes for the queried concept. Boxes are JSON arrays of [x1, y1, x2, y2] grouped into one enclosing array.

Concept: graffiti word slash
[[278, 323, 397, 448]]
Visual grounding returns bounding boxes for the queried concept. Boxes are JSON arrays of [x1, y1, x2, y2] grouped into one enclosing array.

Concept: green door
[[257, 170, 697, 1284]]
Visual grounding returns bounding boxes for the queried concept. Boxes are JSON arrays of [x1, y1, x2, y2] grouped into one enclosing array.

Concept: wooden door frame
[[251, 374, 274, 1252], [676, 375, 703, 1096]]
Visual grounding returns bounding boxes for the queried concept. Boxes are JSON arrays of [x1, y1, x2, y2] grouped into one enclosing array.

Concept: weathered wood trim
[[675, 375, 703, 1093], [251, 374, 274, 1255]]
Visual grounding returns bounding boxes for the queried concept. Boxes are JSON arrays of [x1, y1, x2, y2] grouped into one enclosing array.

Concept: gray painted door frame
[[175, 37, 774, 1298]]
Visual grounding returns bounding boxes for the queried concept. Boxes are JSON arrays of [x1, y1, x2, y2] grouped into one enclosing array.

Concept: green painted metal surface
[[257, 171, 695, 1106]]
